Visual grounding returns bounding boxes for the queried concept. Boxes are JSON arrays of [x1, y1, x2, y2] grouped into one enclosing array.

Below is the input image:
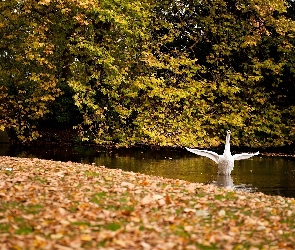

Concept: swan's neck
[[223, 133, 231, 156]]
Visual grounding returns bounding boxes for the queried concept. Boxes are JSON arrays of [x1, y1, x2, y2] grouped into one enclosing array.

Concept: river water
[[1, 144, 295, 198]]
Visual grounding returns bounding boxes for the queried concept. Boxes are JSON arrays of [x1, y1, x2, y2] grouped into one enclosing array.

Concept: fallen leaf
[[51, 233, 64, 240], [80, 234, 92, 241], [121, 181, 135, 189], [140, 241, 151, 250]]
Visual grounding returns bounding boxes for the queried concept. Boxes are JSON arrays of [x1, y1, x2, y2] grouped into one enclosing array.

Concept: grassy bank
[[0, 156, 295, 249]]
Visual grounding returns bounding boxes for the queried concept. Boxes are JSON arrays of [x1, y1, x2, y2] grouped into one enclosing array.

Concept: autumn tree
[[0, 0, 65, 140], [0, 0, 152, 142], [152, 0, 295, 147], [1, 0, 294, 147]]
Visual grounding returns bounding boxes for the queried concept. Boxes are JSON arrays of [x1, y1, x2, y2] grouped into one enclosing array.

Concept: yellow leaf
[[80, 234, 92, 241], [50, 233, 63, 239], [39, 0, 51, 5]]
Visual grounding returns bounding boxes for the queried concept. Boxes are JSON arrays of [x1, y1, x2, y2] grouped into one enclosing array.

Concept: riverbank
[[1, 156, 295, 249], [4, 125, 295, 157]]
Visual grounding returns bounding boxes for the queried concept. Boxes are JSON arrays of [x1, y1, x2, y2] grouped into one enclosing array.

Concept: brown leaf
[[121, 181, 135, 190], [165, 195, 171, 204]]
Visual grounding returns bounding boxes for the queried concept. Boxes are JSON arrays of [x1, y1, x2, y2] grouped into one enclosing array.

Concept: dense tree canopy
[[0, 0, 294, 147], [156, 0, 295, 147]]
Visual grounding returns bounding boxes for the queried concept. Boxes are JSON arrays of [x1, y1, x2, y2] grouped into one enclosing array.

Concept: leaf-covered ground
[[0, 156, 295, 250]]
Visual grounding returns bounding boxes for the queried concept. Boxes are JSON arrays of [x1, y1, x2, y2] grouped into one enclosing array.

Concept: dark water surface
[[1, 143, 295, 198]]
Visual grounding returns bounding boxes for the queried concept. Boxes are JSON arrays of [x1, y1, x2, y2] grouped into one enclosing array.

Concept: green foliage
[[0, 0, 294, 147], [158, 0, 295, 147], [0, 0, 62, 141]]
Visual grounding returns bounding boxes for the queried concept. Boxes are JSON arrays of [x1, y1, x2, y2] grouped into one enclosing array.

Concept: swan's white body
[[186, 130, 259, 175]]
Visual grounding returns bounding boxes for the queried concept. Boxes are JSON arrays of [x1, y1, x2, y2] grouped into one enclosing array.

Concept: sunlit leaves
[[156, 0, 295, 147], [0, 0, 62, 141], [0, 0, 295, 146]]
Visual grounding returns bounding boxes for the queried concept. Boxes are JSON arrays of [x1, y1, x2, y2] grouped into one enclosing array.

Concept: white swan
[[185, 130, 259, 175]]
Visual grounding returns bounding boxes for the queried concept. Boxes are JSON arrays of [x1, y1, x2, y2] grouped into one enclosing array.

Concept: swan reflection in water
[[216, 175, 234, 188], [213, 175, 257, 193]]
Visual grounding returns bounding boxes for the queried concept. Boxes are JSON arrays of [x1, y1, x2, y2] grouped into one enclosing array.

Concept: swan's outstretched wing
[[233, 151, 259, 161], [185, 147, 220, 164]]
